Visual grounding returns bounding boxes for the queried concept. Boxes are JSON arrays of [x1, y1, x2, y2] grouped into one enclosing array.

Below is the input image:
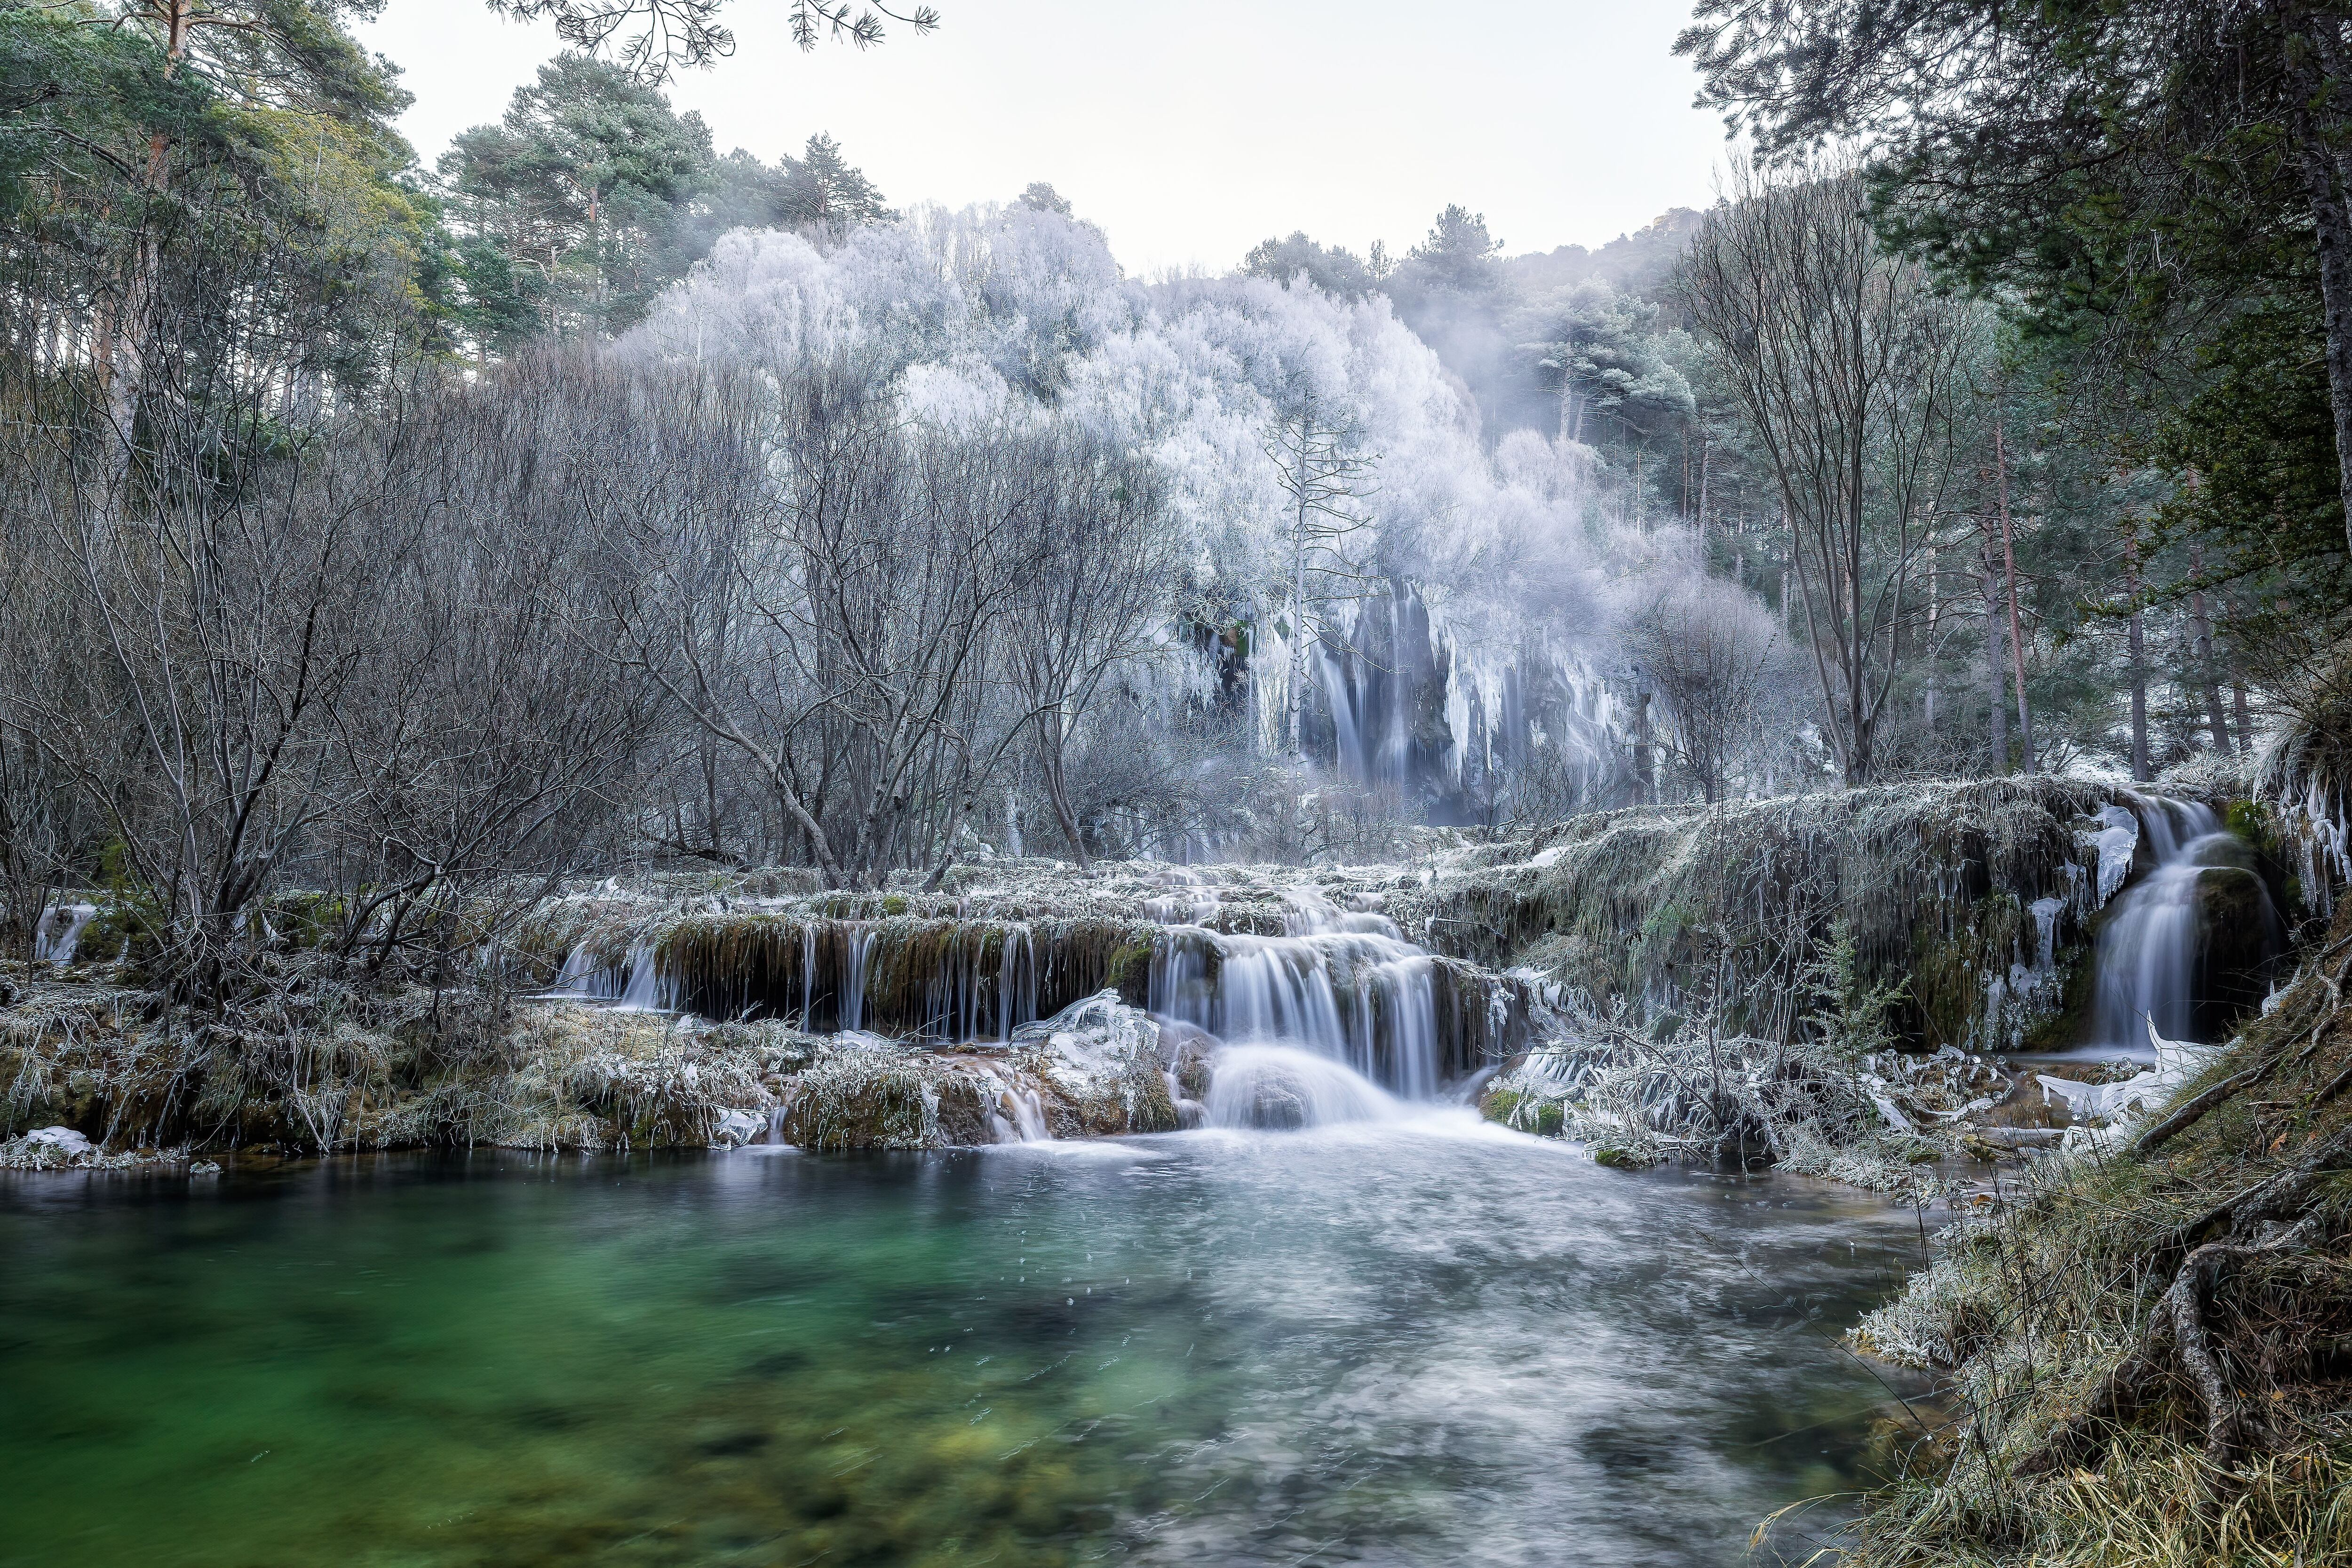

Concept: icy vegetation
[[6, 772, 2301, 1180], [627, 204, 1758, 834]]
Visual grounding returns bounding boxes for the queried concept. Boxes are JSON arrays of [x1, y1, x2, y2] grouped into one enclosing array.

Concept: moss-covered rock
[[1398, 778, 2166, 1056], [2193, 863, 2282, 1032], [1105, 938, 1154, 1007], [780, 1046, 934, 1151]]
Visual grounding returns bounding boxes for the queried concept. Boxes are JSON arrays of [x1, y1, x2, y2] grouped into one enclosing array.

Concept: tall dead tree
[[1264, 385, 1378, 763], [1682, 160, 1974, 786]]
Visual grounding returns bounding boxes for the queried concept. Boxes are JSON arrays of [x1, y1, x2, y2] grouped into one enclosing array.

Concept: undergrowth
[[1843, 902, 2352, 1567]]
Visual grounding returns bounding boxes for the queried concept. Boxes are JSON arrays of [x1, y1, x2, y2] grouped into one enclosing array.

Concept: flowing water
[[2090, 800, 2280, 1052], [1152, 890, 1458, 1112], [0, 1129, 1928, 1568]]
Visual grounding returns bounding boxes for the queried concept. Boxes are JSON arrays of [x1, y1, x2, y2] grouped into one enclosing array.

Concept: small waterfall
[[839, 926, 875, 1032], [541, 945, 624, 1000], [995, 924, 1036, 1042], [615, 943, 672, 1011], [2091, 800, 2280, 1049], [801, 924, 818, 1028], [1200, 1043, 1408, 1129], [976, 1063, 1052, 1143], [1150, 891, 1454, 1117], [33, 903, 96, 964]]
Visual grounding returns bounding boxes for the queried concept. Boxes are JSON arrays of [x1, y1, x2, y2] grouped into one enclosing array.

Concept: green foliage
[[1513, 278, 1696, 447], [1241, 231, 1374, 299], [435, 54, 892, 351], [1800, 918, 1908, 1062], [1679, 0, 2351, 653]]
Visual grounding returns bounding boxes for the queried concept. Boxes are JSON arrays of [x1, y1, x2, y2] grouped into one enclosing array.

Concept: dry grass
[[1844, 901, 2352, 1568]]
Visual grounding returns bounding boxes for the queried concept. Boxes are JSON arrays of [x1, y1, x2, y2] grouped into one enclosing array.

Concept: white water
[[2090, 802, 2252, 1051], [32, 903, 95, 964], [1152, 890, 1452, 1126], [1198, 1042, 1411, 1129]]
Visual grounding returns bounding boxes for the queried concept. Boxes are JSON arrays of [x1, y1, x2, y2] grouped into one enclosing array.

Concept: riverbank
[[1832, 895, 2352, 1567], [6, 770, 2336, 1564], [1, 777, 2225, 1172]]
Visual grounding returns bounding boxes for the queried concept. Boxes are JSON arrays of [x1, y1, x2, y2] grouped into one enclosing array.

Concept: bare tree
[[1264, 385, 1378, 762], [1004, 430, 1174, 865], [599, 351, 1095, 888], [0, 345, 653, 998], [1681, 159, 1975, 786], [1625, 574, 1785, 803]]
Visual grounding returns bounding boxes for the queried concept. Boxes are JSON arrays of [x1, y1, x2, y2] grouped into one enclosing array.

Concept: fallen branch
[[2133, 1064, 2267, 1156], [2013, 1211, 2324, 1476]]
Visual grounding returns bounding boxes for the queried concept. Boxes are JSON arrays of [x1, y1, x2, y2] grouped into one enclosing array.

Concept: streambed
[[1, 1119, 1929, 1568]]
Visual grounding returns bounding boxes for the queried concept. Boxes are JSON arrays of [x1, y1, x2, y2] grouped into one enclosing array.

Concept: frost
[[2085, 804, 2138, 906]]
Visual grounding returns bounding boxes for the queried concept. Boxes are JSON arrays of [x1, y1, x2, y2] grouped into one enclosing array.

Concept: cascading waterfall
[[2091, 800, 2281, 1049], [525, 874, 1525, 1140], [32, 903, 96, 964], [1151, 891, 1452, 1127]]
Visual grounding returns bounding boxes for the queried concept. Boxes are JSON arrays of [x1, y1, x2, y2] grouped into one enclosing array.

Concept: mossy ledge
[[1398, 777, 2242, 1053]]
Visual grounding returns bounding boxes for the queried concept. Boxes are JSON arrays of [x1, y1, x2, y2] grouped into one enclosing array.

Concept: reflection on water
[[1, 1116, 1928, 1567]]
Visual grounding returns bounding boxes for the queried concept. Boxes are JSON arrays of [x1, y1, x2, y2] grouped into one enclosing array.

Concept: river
[[1, 1113, 1929, 1568]]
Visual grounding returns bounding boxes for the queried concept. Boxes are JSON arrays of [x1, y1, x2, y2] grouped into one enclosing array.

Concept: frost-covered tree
[[1264, 384, 1379, 758]]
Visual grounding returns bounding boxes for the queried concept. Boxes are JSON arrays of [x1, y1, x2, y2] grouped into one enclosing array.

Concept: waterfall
[[2090, 800, 2280, 1050], [615, 943, 672, 1011], [32, 903, 96, 964], [1150, 891, 1453, 1122], [1199, 1043, 1409, 1129], [801, 923, 818, 1028], [995, 924, 1036, 1043], [540, 946, 623, 1000], [976, 1063, 1052, 1142], [839, 926, 875, 1032]]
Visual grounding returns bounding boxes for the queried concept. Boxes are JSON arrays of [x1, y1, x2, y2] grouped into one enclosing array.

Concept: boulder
[[2193, 865, 2280, 1033]]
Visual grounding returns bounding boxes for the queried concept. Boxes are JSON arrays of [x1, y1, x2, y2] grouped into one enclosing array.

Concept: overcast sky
[[358, 0, 1732, 275]]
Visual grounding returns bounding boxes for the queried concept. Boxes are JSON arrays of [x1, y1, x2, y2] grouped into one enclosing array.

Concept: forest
[[5, 1, 2352, 1566], [6, 0, 2340, 997]]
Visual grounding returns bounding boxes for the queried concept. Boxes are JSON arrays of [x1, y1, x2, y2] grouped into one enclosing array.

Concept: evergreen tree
[[438, 53, 714, 345]]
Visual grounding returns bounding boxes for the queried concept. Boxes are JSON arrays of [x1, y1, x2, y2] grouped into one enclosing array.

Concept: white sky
[[358, 0, 1731, 275]]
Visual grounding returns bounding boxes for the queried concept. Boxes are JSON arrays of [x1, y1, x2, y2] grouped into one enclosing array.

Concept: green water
[[0, 1116, 1928, 1566]]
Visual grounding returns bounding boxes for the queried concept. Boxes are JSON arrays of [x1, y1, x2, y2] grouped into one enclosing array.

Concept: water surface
[[1, 1116, 1927, 1567]]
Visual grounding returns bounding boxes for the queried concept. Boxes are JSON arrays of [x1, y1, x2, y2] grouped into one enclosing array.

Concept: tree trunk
[[1041, 712, 1089, 868], [2125, 525, 2150, 782], [1982, 536, 2009, 774], [2187, 542, 2232, 752], [1290, 519, 1308, 760], [1923, 542, 1939, 734], [1632, 687, 1655, 804], [1696, 433, 1709, 545], [1994, 413, 2034, 772], [2233, 678, 2255, 754], [2287, 14, 2352, 556]]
